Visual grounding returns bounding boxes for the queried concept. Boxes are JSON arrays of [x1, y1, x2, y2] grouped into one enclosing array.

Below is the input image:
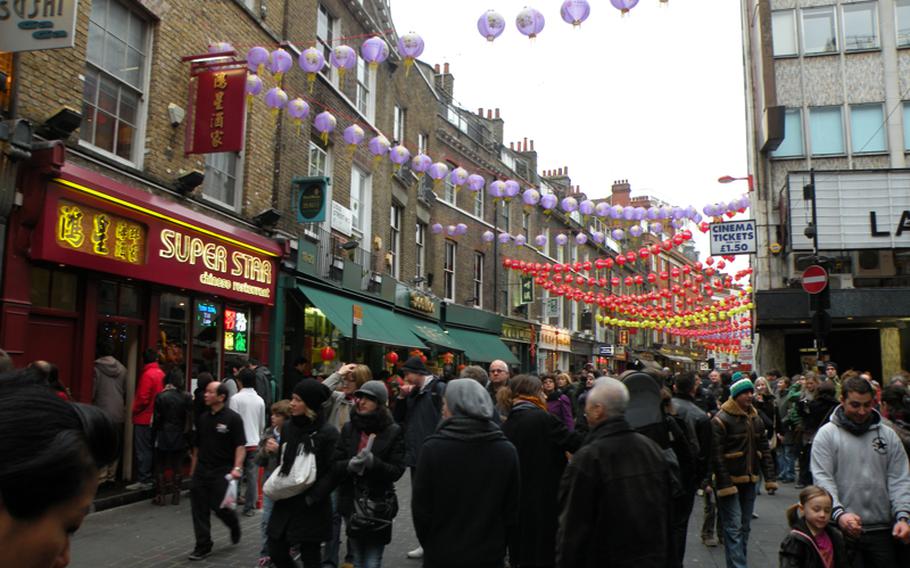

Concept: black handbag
[[348, 479, 398, 532]]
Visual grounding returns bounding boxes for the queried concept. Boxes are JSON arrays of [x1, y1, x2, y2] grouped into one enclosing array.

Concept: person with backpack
[[392, 355, 445, 561], [249, 358, 275, 411]]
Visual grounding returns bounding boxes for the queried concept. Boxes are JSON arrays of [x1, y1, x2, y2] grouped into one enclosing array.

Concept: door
[[97, 321, 141, 481], [25, 314, 77, 392]]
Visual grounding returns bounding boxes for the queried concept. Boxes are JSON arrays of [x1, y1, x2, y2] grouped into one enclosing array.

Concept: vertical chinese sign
[[186, 67, 246, 154]]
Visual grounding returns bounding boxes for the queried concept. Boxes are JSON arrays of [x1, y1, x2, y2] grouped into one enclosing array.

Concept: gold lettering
[[213, 91, 224, 110], [58, 205, 85, 248], [159, 229, 177, 259], [211, 111, 224, 129], [213, 72, 227, 89], [92, 214, 111, 255], [210, 130, 223, 147]]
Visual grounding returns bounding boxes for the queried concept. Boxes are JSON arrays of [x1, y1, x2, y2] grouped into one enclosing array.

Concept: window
[[308, 141, 330, 176], [446, 106, 468, 134], [850, 103, 886, 154], [355, 58, 370, 116], [903, 102, 910, 150], [500, 202, 510, 233], [389, 204, 402, 278], [393, 106, 406, 143], [443, 176, 456, 204], [473, 188, 484, 218], [351, 165, 371, 235], [898, 0, 910, 47], [415, 222, 426, 279], [81, 0, 149, 163], [772, 10, 798, 57], [522, 212, 530, 240], [543, 227, 550, 256], [843, 2, 878, 51], [202, 152, 242, 209], [417, 132, 428, 155], [500, 149, 516, 171], [444, 240, 456, 301], [802, 6, 837, 54], [472, 252, 484, 307], [317, 5, 337, 82], [809, 106, 845, 155], [771, 108, 804, 158]]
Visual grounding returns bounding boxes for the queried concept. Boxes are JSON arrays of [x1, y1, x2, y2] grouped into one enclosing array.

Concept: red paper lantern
[[616, 255, 626, 266], [385, 351, 399, 365], [321, 346, 336, 362]]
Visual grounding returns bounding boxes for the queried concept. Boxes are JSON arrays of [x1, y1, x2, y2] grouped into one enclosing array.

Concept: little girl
[[779, 485, 848, 568]]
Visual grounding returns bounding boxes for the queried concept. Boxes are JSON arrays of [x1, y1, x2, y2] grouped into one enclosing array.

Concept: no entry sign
[[801, 265, 828, 294]]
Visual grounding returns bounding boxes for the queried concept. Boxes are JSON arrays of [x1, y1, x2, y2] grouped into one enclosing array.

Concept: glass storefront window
[[192, 299, 221, 378], [30, 267, 78, 311], [98, 280, 140, 317], [159, 293, 188, 371], [224, 306, 250, 355]]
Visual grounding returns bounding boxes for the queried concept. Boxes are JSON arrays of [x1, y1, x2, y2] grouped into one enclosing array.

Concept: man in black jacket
[[412, 378, 520, 568], [392, 355, 445, 560], [557, 377, 671, 568]]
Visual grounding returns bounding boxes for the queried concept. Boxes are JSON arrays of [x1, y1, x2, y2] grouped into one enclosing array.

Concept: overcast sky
[[390, 0, 751, 268]]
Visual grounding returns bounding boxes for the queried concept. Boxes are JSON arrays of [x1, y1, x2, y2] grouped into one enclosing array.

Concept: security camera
[[167, 103, 185, 128]]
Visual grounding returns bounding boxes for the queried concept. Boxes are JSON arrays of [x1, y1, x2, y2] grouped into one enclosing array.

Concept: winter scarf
[[433, 415, 506, 443], [280, 413, 322, 474], [515, 394, 548, 412], [349, 407, 393, 434]]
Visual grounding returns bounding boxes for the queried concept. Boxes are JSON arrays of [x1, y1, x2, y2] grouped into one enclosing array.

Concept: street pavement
[[70, 475, 799, 568]]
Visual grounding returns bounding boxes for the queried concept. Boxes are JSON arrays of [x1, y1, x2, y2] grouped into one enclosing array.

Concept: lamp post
[[717, 174, 754, 192]]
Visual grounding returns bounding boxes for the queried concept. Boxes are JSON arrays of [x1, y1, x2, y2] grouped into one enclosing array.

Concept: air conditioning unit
[[829, 274, 854, 290], [852, 250, 896, 278]]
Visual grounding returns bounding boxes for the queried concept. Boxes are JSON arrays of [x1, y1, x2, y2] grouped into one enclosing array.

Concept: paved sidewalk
[[70, 477, 798, 567]]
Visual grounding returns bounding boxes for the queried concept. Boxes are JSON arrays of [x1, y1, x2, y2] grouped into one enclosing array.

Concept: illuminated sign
[[196, 302, 218, 328], [187, 68, 245, 154], [56, 201, 146, 264], [224, 308, 248, 353]]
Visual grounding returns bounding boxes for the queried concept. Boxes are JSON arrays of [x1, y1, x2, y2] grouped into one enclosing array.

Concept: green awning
[[297, 284, 426, 349], [400, 316, 465, 352], [445, 327, 519, 365]]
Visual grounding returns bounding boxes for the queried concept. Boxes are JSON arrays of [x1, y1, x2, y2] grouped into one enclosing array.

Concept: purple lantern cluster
[[703, 195, 751, 217]]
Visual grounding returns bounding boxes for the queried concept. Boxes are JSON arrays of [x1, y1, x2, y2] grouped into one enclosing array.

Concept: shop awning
[[400, 316, 465, 352], [445, 327, 519, 365], [665, 355, 695, 364], [297, 284, 425, 349]]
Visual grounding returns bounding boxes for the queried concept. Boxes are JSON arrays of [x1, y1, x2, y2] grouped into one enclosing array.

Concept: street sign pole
[[351, 305, 363, 362]]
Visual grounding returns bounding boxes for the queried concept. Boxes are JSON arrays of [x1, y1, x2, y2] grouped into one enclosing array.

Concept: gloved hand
[[347, 449, 373, 475]]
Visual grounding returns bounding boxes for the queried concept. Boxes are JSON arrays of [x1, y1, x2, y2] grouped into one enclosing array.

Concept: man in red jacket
[[127, 349, 165, 491]]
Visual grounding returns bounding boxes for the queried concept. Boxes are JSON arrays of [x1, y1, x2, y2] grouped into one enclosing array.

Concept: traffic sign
[[352, 304, 363, 326], [709, 219, 757, 256], [801, 265, 828, 295]]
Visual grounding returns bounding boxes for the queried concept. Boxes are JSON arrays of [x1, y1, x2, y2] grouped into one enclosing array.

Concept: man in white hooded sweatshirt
[[811, 376, 910, 567]]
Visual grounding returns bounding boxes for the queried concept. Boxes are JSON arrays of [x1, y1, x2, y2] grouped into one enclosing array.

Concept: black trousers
[[846, 529, 909, 568], [190, 468, 238, 551], [672, 490, 697, 567], [269, 539, 320, 568]]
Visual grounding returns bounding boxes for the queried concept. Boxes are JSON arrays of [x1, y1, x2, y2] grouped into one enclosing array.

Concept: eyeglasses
[[490, 369, 508, 374]]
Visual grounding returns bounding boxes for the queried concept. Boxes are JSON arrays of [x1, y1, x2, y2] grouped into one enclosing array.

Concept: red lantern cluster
[[321, 346, 336, 362]]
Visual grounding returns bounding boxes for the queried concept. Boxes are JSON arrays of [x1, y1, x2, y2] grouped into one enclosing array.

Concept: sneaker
[[125, 481, 154, 491], [407, 546, 424, 559], [752, 512, 759, 519], [242, 509, 256, 517], [290, 547, 300, 561], [257, 556, 271, 567], [188, 549, 211, 561], [230, 523, 241, 545], [702, 536, 719, 547]]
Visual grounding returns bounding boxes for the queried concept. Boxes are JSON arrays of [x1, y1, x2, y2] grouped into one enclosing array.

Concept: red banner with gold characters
[[187, 68, 246, 154]]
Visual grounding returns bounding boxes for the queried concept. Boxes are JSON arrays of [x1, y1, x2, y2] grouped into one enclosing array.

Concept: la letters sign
[[709, 219, 757, 256], [0, 0, 78, 52]]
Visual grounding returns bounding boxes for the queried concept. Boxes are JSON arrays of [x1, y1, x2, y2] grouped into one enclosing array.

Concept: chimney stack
[[495, 108, 500, 119], [443, 62, 449, 74], [478, 107, 483, 116], [487, 109, 493, 119], [530, 140, 535, 151], [611, 179, 632, 207], [564, 166, 569, 175], [523, 137, 528, 152], [434, 63, 440, 73], [510, 142, 514, 150]]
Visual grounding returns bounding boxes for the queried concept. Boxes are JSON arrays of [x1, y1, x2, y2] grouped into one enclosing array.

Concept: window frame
[[316, 4, 339, 85], [809, 105, 846, 156], [389, 204, 402, 279], [522, 211, 531, 241], [350, 164, 372, 238], [771, 9, 798, 57], [444, 240, 456, 301], [417, 132, 428, 155], [472, 251, 484, 308], [201, 150, 245, 211], [79, 0, 152, 167], [415, 222, 426, 280], [473, 187, 484, 218], [801, 5, 838, 55], [771, 107, 805, 159], [897, 0, 910, 48], [849, 103, 887, 154], [842, 1, 879, 52], [393, 105, 406, 144]]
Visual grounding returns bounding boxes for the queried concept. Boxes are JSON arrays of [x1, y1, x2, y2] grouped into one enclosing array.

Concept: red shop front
[[1, 149, 280, 421]]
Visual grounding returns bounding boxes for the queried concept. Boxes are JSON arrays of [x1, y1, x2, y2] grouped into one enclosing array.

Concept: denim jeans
[[134, 424, 154, 483], [259, 495, 274, 557], [322, 490, 352, 567], [349, 537, 385, 568], [777, 443, 796, 481], [717, 483, 757, 568], [242, 448, 258, 514]]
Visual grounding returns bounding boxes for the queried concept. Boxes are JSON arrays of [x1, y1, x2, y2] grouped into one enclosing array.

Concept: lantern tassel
[[295, 119, 301, 136], [275, 72, 284, 86], [270, 108, 279, 124], [257, 64, 265, 76], [404, 58, 413, 77], [338, 68, 346, 86], [321, 131, 329, 145], [307, 73, 316, 94], [247, 95, 254, 113]]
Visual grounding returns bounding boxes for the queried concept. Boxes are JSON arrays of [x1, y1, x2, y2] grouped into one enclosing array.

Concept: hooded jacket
[[392, 375, 445, 467], [778, 517, 849, 568], [710, 397, 778, 497], [133, 362, 164, 426], [93, 356, 127, 424], [811, 406, 910, 527]]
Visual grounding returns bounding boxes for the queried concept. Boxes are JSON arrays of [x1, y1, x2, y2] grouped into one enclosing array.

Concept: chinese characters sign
[[224, 308, 248, 353], [187, 68, 245, 154], [56, 200, 146, 264]]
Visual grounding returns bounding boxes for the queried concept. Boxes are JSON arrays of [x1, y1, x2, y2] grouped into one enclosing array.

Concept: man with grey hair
[[459, 365, 490, 387], [488, 360, 510, 394], [557, 377, 672, 567]]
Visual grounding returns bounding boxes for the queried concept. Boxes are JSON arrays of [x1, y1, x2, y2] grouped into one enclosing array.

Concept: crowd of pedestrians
[[2, 344, 910, 568]]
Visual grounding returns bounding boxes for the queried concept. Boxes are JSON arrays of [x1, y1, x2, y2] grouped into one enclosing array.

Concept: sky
[[390, 0, 751, 269]]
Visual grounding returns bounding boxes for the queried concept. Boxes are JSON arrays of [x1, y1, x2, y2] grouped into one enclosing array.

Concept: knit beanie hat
[[355, 380, 389, 407], [730, 377, 755, 399], [293, 378, 331, 411], [731, 371, 745, 383], [444, 378, 494, 420], [400, 355, 431, 376]]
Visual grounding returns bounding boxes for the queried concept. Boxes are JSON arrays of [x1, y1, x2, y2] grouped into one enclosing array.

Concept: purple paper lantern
[[611, 228, 625, 240], [540, 193, 557, 212], [389, 145, 411, 171], [647, 207, 659, 220], [610, 205, 623, 219], [487, 180, 506, 199], [398, 32, 425, 76], [516, 7, 545, 39], [561, 197, 578, 213], [428, 162, 450, 184], [534, 234, 547, 247], [650, 222, 663, 234], [208, 41, 234, 54], [579, 200, 595, 216], [477, 10, 506, 42], [455, 223, 468, 236], [314, 111, 336, 145], [467, 174, 485, 192], [299, 47, 325, 93], [575, 233, 588, 246], [622, 207, 636, 221], [360, 37, 389, 69], [522, 189, 540, 207], [514, 234, 527, 247], [246, 46, 269, 74], [610, 0, 639, 15], [431, 223, 444, 235], [482, 230, 495, 242], [269, 48, 293, 84], [368, 135, 390, 162], [411, 154, 432, 177], [555, 233, 568, 247], [343, 125, 365, 151], [591, 231, 605, 244], [264, 87, 288, 120], [498, 232, 512, 244], [503, 180, 521, 201], [287, 98, 310, 135], [595, 202, 610, 217], [449, 167, 469, 189], [560, 0, 591, 27], [245, 74, 262, 111], [446, 225, 457, 237], [629, 225, 643, 238], [330, 45, 357, 84]]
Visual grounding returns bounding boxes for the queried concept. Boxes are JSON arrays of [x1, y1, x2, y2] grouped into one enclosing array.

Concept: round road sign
[[801, 265, 828, 295]]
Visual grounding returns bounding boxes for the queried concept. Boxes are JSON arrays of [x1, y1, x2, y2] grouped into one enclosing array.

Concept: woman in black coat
[[332, 380, 406, 567], [499, 375, 583, 568], [267, 380, 339, 568]]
